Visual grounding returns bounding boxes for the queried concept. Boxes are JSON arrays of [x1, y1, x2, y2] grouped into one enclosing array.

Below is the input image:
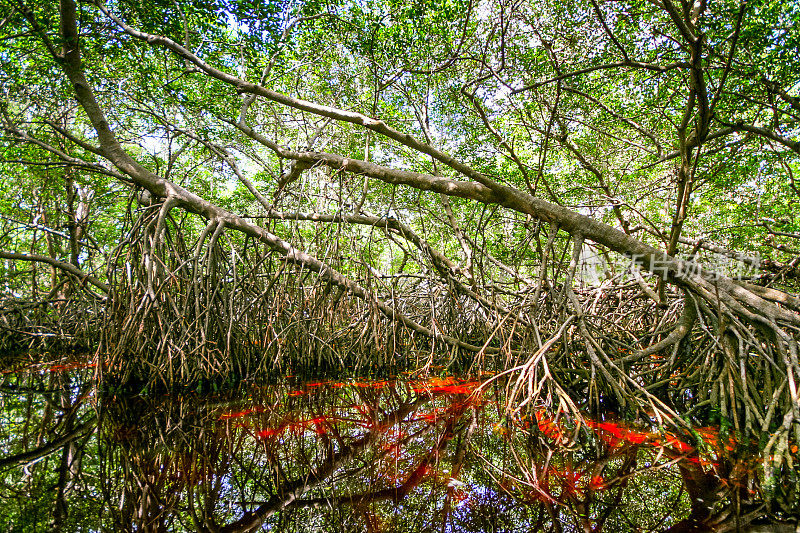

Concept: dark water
[[0, 355, 789, 532]]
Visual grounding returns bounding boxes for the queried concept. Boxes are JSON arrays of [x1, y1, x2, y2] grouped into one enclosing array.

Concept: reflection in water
[[0, 357, 797, 532]]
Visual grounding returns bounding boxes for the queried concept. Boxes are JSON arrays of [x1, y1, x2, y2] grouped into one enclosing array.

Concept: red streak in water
[[431, 383, 479, 394], [588, 475, 606, 491], [49, 362, 96, 373], [624, 431, 651, 444], [307, 416, 330, 435], [585, 420, 654, 447], [591, 421, 626, 439], [662, 436, 694, 454], [416, 410, 445, 424], [220, 409, 253, 420], [535, 411, 564, 441], [258, 427, 284, 439]]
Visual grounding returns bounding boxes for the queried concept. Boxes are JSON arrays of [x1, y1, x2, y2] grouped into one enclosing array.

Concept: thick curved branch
[[0, 417, 96, 470], [98, 5, 506, 192], [0, 250, 109, 294], [231, 127, 800, 324], [59, 1, 800, 336], [183, 129, 517, 322], [54, 0, 488, 354], [93, 4, 798, 315]]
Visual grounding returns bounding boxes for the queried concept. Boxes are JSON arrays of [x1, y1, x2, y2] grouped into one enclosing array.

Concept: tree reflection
[[1, 363, 797, 531], [0, 357, 98, 531]]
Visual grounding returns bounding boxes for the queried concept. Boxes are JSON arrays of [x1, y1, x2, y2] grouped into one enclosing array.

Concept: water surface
[[0, 355, 785, 532]]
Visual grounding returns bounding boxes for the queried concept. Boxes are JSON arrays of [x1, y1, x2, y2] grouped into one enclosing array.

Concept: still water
[[0, 354, 785, 532]]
